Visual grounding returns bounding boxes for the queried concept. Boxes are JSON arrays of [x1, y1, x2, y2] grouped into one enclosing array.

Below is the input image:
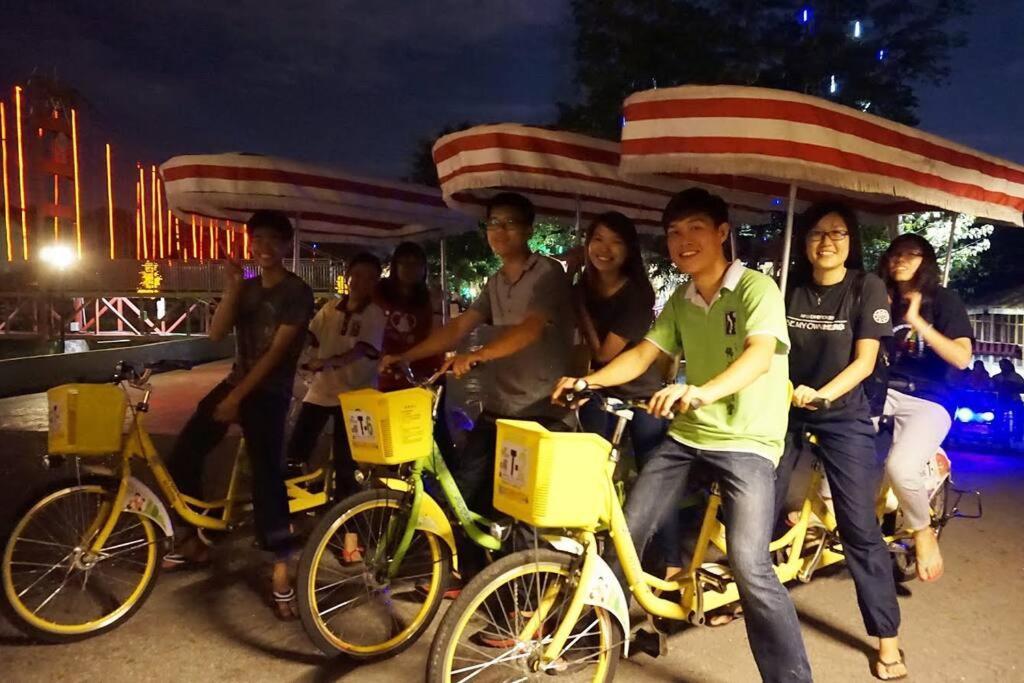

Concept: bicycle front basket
[[339, 387, 433, 465], [47, 384, 127, 456], [493, 420, 610, 528]]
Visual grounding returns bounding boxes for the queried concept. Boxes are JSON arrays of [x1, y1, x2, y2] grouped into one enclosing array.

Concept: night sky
[[1, 0, 1021, 208]]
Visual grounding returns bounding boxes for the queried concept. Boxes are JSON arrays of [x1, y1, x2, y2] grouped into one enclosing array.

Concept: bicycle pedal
[[629, 628, 667, 659]]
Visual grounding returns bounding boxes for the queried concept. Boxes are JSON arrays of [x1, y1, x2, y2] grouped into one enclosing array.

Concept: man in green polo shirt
[[553, 188, 811, 682]]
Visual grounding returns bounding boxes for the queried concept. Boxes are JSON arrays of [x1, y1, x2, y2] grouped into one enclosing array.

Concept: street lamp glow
[[40, 243, 76, 270]]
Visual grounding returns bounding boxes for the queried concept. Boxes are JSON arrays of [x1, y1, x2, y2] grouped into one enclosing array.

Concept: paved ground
[[0, 362, 1022, 682]]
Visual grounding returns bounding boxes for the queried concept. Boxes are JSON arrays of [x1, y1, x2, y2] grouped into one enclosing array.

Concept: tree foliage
[[559, 0, 971, 137]]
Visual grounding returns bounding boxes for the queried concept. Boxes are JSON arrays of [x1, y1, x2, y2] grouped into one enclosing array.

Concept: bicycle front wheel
[[427, 548, 622, 683], [296, 488, 450, 659], [2, 479, 162, 641]]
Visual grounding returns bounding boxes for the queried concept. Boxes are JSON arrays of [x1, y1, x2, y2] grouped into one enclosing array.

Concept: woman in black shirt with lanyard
[[776, 202, 906, 680], [878, 233, 973, 584]]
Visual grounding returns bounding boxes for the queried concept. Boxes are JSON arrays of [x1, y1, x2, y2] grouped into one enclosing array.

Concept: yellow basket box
[[493, 420, 611, 528], [339, 387, 433, 465], [47, 384, 127, 456]]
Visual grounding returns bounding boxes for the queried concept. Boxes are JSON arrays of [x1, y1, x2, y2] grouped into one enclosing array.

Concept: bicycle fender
[[378, 478, 459, 565], [542, 535, 631, 657], [122, 477, 174, 537]]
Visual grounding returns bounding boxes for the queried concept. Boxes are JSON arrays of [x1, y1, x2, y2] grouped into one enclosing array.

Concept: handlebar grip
[[145, 359, 196, 372], [887, 379, 916, 394], [807, 397, 831, 410]]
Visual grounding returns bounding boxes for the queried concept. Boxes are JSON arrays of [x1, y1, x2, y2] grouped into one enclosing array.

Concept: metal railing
[[0, 259, 342, 295]]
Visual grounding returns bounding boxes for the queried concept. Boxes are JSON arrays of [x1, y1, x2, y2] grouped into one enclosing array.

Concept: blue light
[[878, 48, 886, 61], [853, 20, 862, 38], [955, 407, 975, 423], [829, 75, 838, 95], [621, 115, 627, 128], [980, 411, 996, 423], [798, 7, 812, 24], [771, 197, 783, 207]]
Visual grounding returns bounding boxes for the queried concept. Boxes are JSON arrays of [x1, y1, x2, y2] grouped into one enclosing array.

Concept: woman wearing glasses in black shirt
[[776, 202, 906, 680]]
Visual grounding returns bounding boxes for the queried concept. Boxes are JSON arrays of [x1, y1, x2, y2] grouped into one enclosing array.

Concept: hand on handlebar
[[551, 376, 590, 407], [792, 385, 822, 410], [449, 350, 483, 379], [648, 383, 706, 419]]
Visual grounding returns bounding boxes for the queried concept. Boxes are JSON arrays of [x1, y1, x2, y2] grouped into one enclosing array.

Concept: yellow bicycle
[[1, 359, 331, 642], [426, 387, 982, 681]]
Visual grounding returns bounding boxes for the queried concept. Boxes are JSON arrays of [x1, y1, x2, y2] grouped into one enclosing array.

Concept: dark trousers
[[610, 438, 812, 683], [774, 416, 901, 638], [286, 402, 357, 499], [167, 381, 293, 558], [578, 401, 679, 565]]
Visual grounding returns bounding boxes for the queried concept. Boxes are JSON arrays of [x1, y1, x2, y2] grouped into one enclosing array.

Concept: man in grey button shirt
[[380, 192, 574, 521]]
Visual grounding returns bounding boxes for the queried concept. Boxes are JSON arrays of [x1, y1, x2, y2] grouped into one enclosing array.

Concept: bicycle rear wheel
[[2, 479, 162, 641], [427, 548, 621, 683], [296, 488, 450, 659]]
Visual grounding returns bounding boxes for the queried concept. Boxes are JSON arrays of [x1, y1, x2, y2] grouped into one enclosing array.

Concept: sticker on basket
[[49, 403, 65, 439], [347, 409, 377, 444], [498, 442, 528, 487]]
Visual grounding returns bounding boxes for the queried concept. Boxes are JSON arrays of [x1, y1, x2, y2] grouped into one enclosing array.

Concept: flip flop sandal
[[707, 605, 744, 627], [874, 650, 908, 680], [272, 588, 298, 621], [161, 552, 211, 571], [339, 546, 365, 566]]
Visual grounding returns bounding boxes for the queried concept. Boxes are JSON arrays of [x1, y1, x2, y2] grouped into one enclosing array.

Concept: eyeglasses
[[807, 229, 849, 243], [483, 217, 526, 232]]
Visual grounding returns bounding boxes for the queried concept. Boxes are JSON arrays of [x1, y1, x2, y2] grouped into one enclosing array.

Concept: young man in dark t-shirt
[[164, 210, 313, 620]]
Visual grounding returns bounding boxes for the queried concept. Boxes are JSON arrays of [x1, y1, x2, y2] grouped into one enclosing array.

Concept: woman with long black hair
[[574, 212, 673, 568], [878, 233, 973, 584], [775, 201, 906, 678]]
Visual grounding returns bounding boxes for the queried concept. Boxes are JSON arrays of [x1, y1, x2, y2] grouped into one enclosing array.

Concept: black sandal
[[271, 588, 298, 621]]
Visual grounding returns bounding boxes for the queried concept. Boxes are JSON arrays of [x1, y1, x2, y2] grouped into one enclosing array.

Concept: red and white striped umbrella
[[160, 152, 475, 246], [432, 124, 758, 233], [620, 85, 1024, 226], [619, 85, 1024, 288]]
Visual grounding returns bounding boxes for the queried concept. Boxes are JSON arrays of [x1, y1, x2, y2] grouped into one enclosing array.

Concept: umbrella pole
[[778, 183, 798, 294], [729, 228, 738, 263], [942, 212, 957, 287], [292, 214, 300, 272], [575, 193, 585, 242], [440, 237, 449, 324]]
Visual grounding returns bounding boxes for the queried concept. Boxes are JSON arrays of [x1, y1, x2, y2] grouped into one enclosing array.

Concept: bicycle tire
[[1, 476, 163, 642], [427, 548, 622, 683], [296, 488, 450, 659]]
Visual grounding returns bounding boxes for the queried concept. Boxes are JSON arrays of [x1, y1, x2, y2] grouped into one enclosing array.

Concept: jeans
[[610, 437, 812, 683], [167, 381, 294, 558], [286, 402, 357, 499], [577, 401, 679, 566], [774, 415, 901, 638]]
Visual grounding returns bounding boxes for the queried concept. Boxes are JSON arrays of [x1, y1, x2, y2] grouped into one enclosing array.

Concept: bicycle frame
[[369, 441, 501, 579], [84, 396, 331, 558]]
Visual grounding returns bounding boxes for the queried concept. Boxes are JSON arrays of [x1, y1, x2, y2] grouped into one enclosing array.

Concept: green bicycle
[[295, 365, 508, 660]]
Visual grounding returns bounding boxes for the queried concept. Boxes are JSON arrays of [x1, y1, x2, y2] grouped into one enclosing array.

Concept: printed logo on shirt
[[873, 308, 890, 324], [787, 314, 848, 332], [725, 311, 737, 336]]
